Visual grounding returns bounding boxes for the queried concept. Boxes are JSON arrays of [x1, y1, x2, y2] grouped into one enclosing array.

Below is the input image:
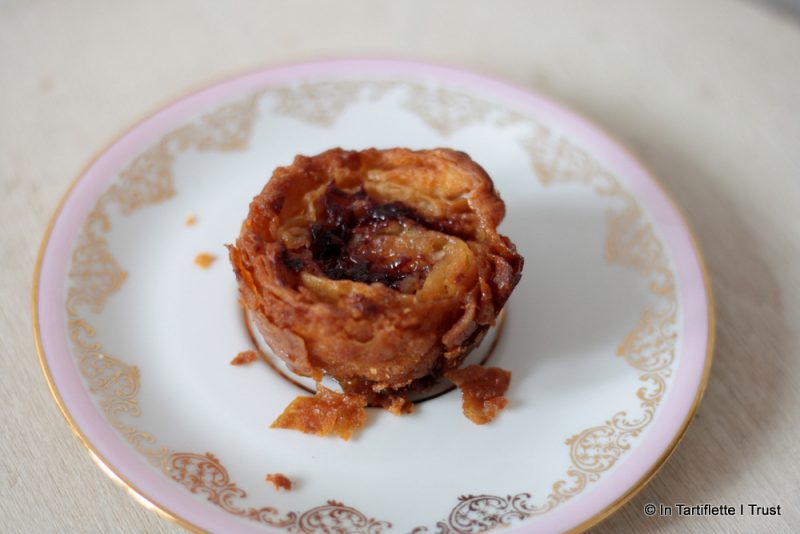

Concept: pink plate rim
[[33, 58, 714, 534]]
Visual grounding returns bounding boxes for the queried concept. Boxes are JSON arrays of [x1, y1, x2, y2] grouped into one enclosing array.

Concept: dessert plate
[[34, 59, 713, 533]]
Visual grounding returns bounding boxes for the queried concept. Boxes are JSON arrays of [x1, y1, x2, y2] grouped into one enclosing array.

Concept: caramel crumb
[[194, 253, 216, 269], [386, 396, 415, 416], [445, 365, 511, 425], [265, 473, 292, 491], [271, 385, 367, 440], [185, 213, 197, 226], [230, 350, 258, 366]]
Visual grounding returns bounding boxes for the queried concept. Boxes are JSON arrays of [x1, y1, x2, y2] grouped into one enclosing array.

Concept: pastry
[[229, 147, 523, 410], [265, 473, 292, 491], [445, 365, 511, 424]]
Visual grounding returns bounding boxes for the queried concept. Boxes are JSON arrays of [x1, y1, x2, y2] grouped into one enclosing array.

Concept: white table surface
[[1, 0, 799, 532]]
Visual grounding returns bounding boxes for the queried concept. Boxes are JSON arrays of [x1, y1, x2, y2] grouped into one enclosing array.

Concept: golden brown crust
[[265, 473, 292, 491], [229, 350, 258, 365], [194, 252, 216, 269], [270, 386, 368, 440], [229, 148, 523, 397], [445, 365, 511, 424]]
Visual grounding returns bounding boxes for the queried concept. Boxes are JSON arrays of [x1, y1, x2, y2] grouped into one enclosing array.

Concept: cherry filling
[[284, 184, 446, 292]]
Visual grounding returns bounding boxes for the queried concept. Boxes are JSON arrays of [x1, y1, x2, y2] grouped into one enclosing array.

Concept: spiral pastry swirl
[[229, 148, 523, 401]]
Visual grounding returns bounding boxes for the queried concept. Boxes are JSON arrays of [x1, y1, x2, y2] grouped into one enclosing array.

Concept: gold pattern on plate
[[65, 91, 265, 469], [410, 494, 537, 534], [168, 452, 390, 533], [268, 80, 514, 136], [48, 77, 707, 533], [63, 88, 389, 529], [271, 81, 362, 127], [408, 111, 677, 532], [403, 85, 491, 136]]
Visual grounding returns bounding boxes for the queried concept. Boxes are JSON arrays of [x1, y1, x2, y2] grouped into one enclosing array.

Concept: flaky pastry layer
[[229, 148, 523, 399]]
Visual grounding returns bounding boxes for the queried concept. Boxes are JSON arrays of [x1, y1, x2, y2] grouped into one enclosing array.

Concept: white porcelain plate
[[34, 60, 713, 533]]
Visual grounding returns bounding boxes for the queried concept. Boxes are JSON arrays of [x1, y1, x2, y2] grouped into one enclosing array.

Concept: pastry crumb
[[230, 350, 258, 366], [185, 213, 197, 226], [265, 473, 292, 491], [194, 253, 216, 269], [271, 385, 367, 440], [445, 365, 511, 425], [386, 396, 415, 416]]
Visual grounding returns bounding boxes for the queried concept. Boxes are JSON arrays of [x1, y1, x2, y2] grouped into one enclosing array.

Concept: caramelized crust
[[265, 473, 292, 491], [445, 365, 511, 424], [270, 385, 368, 440], [385, 396, 415, 416], [229, 148, 523, 400], [194, 252, 216, 269], [230, 350, 258, 365]]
